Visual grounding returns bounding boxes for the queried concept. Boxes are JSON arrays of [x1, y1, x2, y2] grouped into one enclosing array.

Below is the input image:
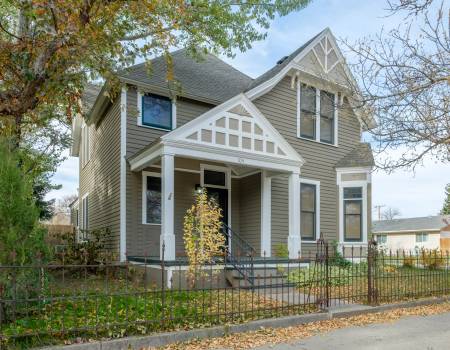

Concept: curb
[[40, 297, 450, 350]]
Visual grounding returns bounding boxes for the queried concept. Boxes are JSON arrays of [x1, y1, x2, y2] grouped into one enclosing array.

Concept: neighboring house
[[70, 28, 375, 266], [372, 215, 450, 252]]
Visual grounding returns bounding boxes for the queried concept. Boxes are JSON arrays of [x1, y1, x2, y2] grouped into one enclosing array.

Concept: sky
[[47, 0, 450, 219]]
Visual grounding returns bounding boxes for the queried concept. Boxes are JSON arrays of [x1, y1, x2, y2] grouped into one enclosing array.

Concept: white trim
[[137, 91, 175, 131], [296, 77, 301, 138], [338, 181, 368, 245], [374, 229, 441, 234], [288, 172, 301, 258], [260, 170, 272, 257], [119, 87, 127, 262], [81, 192, 89, 231], [172, 99, 177, 129], [334, 93, 339, 146], [161, 153, 176, 260], [299, 178, 321, 242], [80, 122, 90, 168], [245, 28, 376, 130], [336, 167, 372, 185], [142, 171, 162, 225], [161, 93, 304, 166], [200, 164, 232, 228], [315, 87, 320, 143]]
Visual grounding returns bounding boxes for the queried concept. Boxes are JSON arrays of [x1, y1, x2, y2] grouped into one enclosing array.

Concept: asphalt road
[[253, 311, 450, 350]]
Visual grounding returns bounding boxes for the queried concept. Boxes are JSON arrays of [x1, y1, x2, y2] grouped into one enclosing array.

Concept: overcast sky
[[48, 0, 450, 219]]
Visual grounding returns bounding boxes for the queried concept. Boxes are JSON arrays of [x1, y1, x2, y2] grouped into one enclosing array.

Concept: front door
[[205, 187, 228, 226]]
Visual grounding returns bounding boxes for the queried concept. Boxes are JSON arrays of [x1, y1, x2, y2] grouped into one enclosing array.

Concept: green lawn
[[1, 275, 295, 349]]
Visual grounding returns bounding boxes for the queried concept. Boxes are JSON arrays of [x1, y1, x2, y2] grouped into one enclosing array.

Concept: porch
[[126, 94, 305, 262]]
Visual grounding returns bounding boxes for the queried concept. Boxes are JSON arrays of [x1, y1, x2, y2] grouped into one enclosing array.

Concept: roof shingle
[[335, 143, 374, 168], [372, 215, 450, 233]]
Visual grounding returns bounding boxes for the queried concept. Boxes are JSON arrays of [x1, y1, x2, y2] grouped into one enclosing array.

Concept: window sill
[[137, 121, 172, 132], [297, 136, 338, 148], [301, 239, 318, 243], [142, 222, 162, 226]]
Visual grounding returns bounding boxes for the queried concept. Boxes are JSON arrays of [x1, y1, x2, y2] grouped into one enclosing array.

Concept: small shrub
[[273, 243, 289, 259], [329, 240, 352, 268], [420, 249, 446, 270], [56, 227, 113, 266]]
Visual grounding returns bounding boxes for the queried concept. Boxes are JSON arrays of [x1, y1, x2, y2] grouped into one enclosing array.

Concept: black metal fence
[[1, 241, 450, 349]]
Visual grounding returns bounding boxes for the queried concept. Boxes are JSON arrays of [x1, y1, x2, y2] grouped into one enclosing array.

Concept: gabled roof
[[373, 215, 450, 233], [245, 30, 325, 92], [118, 49, 253, 105], [335, 143, 374, 168], [81, 84, 102, 112]]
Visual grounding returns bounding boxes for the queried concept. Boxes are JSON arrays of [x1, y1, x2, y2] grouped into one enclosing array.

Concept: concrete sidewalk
[[253, 311, 450, 350]]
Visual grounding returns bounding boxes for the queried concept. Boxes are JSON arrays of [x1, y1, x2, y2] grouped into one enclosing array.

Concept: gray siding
[[254, 76, 364, 255], [125, 86, 214, 257], [238, 173, 261, 253], [78, 100, 121, 252]]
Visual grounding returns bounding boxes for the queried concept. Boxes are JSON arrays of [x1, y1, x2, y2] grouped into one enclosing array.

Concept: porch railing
[[222, 224, 256, 285]]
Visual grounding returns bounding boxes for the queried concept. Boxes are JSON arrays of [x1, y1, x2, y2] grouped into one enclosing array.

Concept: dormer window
[[138, 93, 173, 130], [297, 81, 338, 146]]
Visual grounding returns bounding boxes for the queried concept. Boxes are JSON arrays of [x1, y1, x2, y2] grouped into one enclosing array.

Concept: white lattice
[[182, 106, 288, 158], [312, 35, 340, 73]]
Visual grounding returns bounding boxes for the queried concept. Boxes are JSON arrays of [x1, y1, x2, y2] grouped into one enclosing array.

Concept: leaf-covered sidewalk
[[152, 302, 450, 350]]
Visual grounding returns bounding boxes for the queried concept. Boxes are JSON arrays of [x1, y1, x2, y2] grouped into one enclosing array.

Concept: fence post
[[367, 240, 377, 305]]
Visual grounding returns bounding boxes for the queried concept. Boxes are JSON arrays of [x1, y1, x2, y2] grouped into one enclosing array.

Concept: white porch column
[[288, 171, 301, 259], [161, 153, 175, 260], [260, 170, 272, 257]]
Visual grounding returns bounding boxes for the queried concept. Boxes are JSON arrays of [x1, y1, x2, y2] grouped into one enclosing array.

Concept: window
[[141, 94, 172, 130], [320, 91, 334, 144], [416, 233, 428, 243], [301, 183, 316, 240], [204, 170, 226, 187], [81, 195, 89, 230], [343, 187, 362, 242], [377, 234, 387, 244], [298, 82, 337, 145], [81, 124, 90, 167], [300, 84, 316, 139], [143, 173, 162, 224]]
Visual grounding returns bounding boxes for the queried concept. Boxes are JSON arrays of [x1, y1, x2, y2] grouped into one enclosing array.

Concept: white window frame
[[137, 91, 177, 131], [142, 171, 162, 225], [299, 178, 320, 242], [78, 193, 89, 243], [81, 122, 90, 168], [416, 232, 428, 243], [337, 167, 371, 246], [200, 164, 232, 227], [296, 79, 338, 147], [377, 234, 387, 245]]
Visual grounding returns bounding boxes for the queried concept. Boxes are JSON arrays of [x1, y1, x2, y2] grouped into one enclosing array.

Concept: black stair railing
[[222, 224, 256, 286]]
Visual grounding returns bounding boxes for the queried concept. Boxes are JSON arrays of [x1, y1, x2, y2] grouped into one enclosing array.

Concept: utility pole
[[373, 205, 386, 221]]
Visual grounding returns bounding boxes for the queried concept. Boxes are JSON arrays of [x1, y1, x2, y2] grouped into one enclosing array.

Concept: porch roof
[[127, 94, 304, 174]]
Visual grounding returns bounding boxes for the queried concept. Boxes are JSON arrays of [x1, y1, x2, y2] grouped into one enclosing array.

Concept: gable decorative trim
[[162, 94, 304, 165]]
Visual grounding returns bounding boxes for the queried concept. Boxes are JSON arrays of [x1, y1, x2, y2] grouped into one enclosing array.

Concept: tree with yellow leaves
[[183, 189, 225, 285]]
